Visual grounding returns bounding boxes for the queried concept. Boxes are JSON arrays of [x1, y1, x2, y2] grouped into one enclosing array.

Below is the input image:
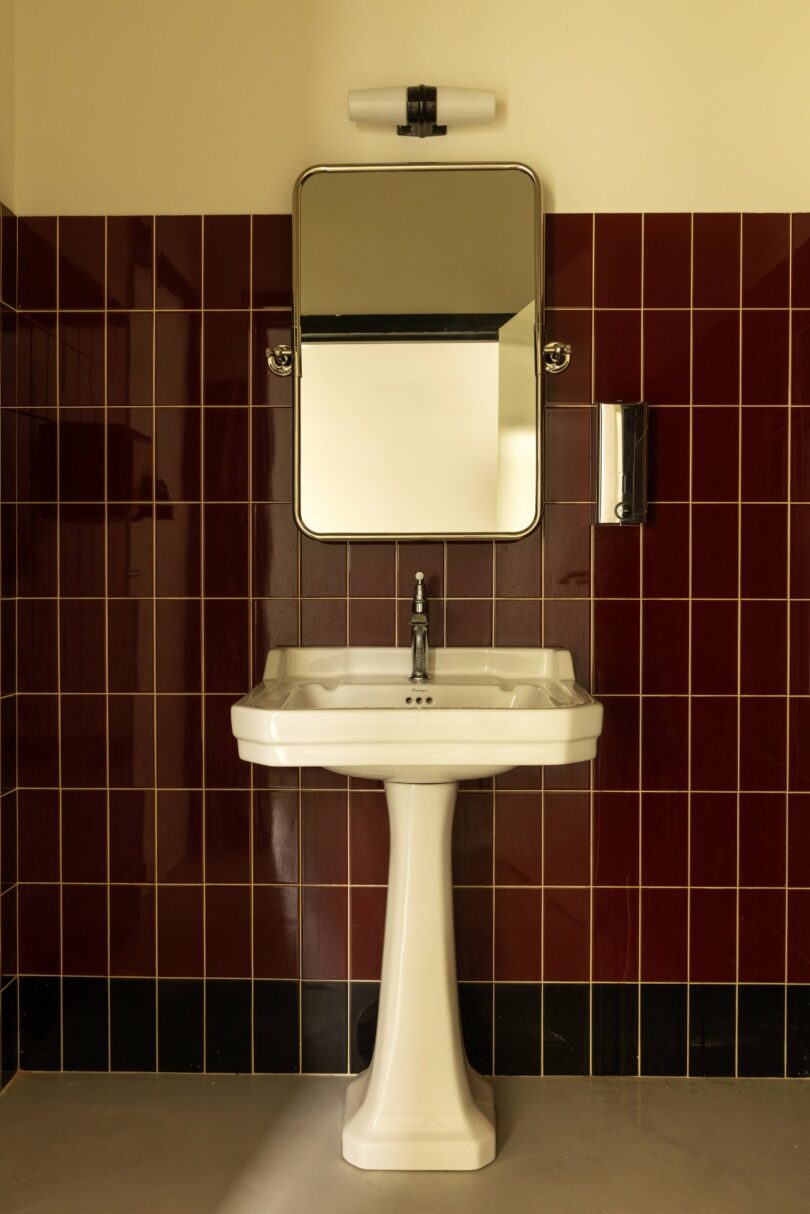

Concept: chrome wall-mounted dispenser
[[596, 401, 649, 525]]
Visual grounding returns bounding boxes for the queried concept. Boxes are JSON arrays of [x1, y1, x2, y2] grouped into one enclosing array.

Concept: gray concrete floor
[[0, 1073, 808, 1214]]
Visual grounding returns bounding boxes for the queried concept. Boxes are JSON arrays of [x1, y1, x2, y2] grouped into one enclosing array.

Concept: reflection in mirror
[[295, 164, 542, 539]]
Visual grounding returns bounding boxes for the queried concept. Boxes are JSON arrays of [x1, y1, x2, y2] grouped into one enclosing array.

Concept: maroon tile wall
[[5, 208, 810, 1079]]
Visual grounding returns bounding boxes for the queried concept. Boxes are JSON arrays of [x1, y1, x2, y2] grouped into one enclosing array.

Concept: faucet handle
[[412, 571, 427, 611]]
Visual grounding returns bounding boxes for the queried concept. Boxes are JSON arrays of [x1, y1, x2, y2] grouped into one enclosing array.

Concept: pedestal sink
[[231, 647, 602, 1171]]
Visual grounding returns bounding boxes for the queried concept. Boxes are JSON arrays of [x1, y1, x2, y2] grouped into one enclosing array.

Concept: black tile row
[[14, 980, 810, 1079]]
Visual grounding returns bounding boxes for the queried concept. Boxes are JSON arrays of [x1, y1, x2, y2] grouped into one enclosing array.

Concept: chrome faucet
[[409, 572, 429, 682]]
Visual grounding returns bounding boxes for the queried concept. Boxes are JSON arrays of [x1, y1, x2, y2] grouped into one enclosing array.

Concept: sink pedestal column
[[342, 780, 495, 1171]]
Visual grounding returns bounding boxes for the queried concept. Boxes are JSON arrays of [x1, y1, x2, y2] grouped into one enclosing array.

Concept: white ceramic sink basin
[[231, 644, 603, 1172], [231, 646, 602, 782]]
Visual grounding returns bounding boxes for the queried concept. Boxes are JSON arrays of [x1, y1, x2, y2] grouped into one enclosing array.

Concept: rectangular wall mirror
[[293, 162, 543, 540]]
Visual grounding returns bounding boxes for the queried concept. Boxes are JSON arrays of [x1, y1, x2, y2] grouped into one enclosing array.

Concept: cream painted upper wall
[[0, 0, 14, 208], [11, 0, 810, 215]]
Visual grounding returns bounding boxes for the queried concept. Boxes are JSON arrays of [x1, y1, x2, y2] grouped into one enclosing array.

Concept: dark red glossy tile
[[593, 310, 641, 402], [302, 886, 348, 979], [17, 312, 56, 408], [253, 504, 299, 597], [204, 694, 248, 789], [792, 214, 810, 306], [154, 408, 201, 500], [641, 697, 688, 791], [446, 542, 493, 597], [643, 311, 690, 405], [642, 887, 687, 981], [445, 599, 493, 646], [59, 217, 104, 309], [17, 600, 57, 691], [155, 312, 201, 405], [60, 599, 105, 691], [543, 598, 590, 688], [593, 888, 638, 981], [155, 600, 201, 692], [793, 312, 810, 403], [349, 791, 389, 885], [157, 885, 203, 976], [739, 888, 785, 983], [205, 886, 252, 978], [17, 790, 60, 882], [692, 408, 739, 501], [156, 216, 201, 308], [791, 504, 810, 598], [692, 311, 740, 405], [351, 886, 387, 980], [739, 793, 786, 886], [691, 601, 738, 695], [495, 888, 541, 981], [690, 888, 736, 981], [204, 503, 248, 597], [691, 793, 737, 885], [452, 793, 493, 885], [691, 697, 738, 791], [110, 885, 156, 976], [301, 533, 346, 596], [791, 410, 810, 499], [59, 408, 105, 500], [349, 598, 396, 645], [543, 503, 590, 598], [17, 695, 59, 786], [107, 312, 153, 406], [107, 509, 153, 598], [741, 503, 787, 596], [348, 543, 396, 597], [542, 792, 589, 886], [742, 213, 790, 307], [205, 790, 250, 883], [252, 789, 299, 884], [1, 205, 18, 304], [642, 600, 688, 694], [63, 884, 108, 975], [642, 793, 688, 885], [790, 602, 810, 695], [594, 697, 639, 791], [203, 311, 249, 405], [301, 790, 347, 884], [155, 696, 202, 788], [204, 599, 249, 692], [108, 408, 153, 500], [545, 214, 592, 307], [157, 790, 203, 883], [204, 215, 250, 308], [790, 700, 810, 791], [254, 886, 299, 979], [739, 698, 787, 792], [254, 599, 298, 679], [643, 214, 691, 307], [453, 888, 492, 981], [595, 215, 641, 307], [642, 503, 689, 597], [592, 600, 639, 693], [544, 310, 592, 404], [18, 218, 57, 309], [109, 790, 155, 883], [1, 305, 17, 409], [252, 313, 293, 406], [648, 407, 690, 501], [109, 695, 155, 788], [593, 792, 638, 884], [18, 884, 60, 974], [0, 793, 17, 887], [61, 786, 106, 883], [495, 528, 541, 598], [252, 407, 293, 502], [593, 525, 640, 598], [543, 888, 589, 981], [397, 541, 444, 597], [59, 313, 104, 407], [203, 406, 248, 500], [693, 214, 740, 307], [490, 791, 542, 884], [788, 889, 810, 982], [494, 599, 541, 646], [740, 600, 786, 695], [60, 695, 107, 787], [544, 408, 592, 501], [301, 599, 346, 645], [742, 312, 789, 405], [253, 214, 292, 308], [691, 505, 739, 598], [107, 216, 153, 309]]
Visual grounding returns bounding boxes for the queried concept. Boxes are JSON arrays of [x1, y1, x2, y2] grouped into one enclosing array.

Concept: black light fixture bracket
[[397, 85, 447, 137]]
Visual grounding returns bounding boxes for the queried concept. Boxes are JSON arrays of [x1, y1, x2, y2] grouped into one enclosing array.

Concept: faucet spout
[[409, 572, 430, 682]]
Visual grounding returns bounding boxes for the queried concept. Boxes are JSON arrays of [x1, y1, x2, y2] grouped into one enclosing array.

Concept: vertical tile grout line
[[588, 210, 596, 1078], [784, 213, 793, 1075], [734, 213, 743, 1078], [103, 216, 112, 1072], [151, 214, 159, 1071], [685, 211, 695, 1075], [55, 217, 64, 1074], [248, 217, 256, 1074], [637, 214, 645, 1077], [200, 215, 207, 1074]]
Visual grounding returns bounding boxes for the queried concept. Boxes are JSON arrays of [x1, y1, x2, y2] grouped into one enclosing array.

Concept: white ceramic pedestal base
[[342, 780, 495, 1171]]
